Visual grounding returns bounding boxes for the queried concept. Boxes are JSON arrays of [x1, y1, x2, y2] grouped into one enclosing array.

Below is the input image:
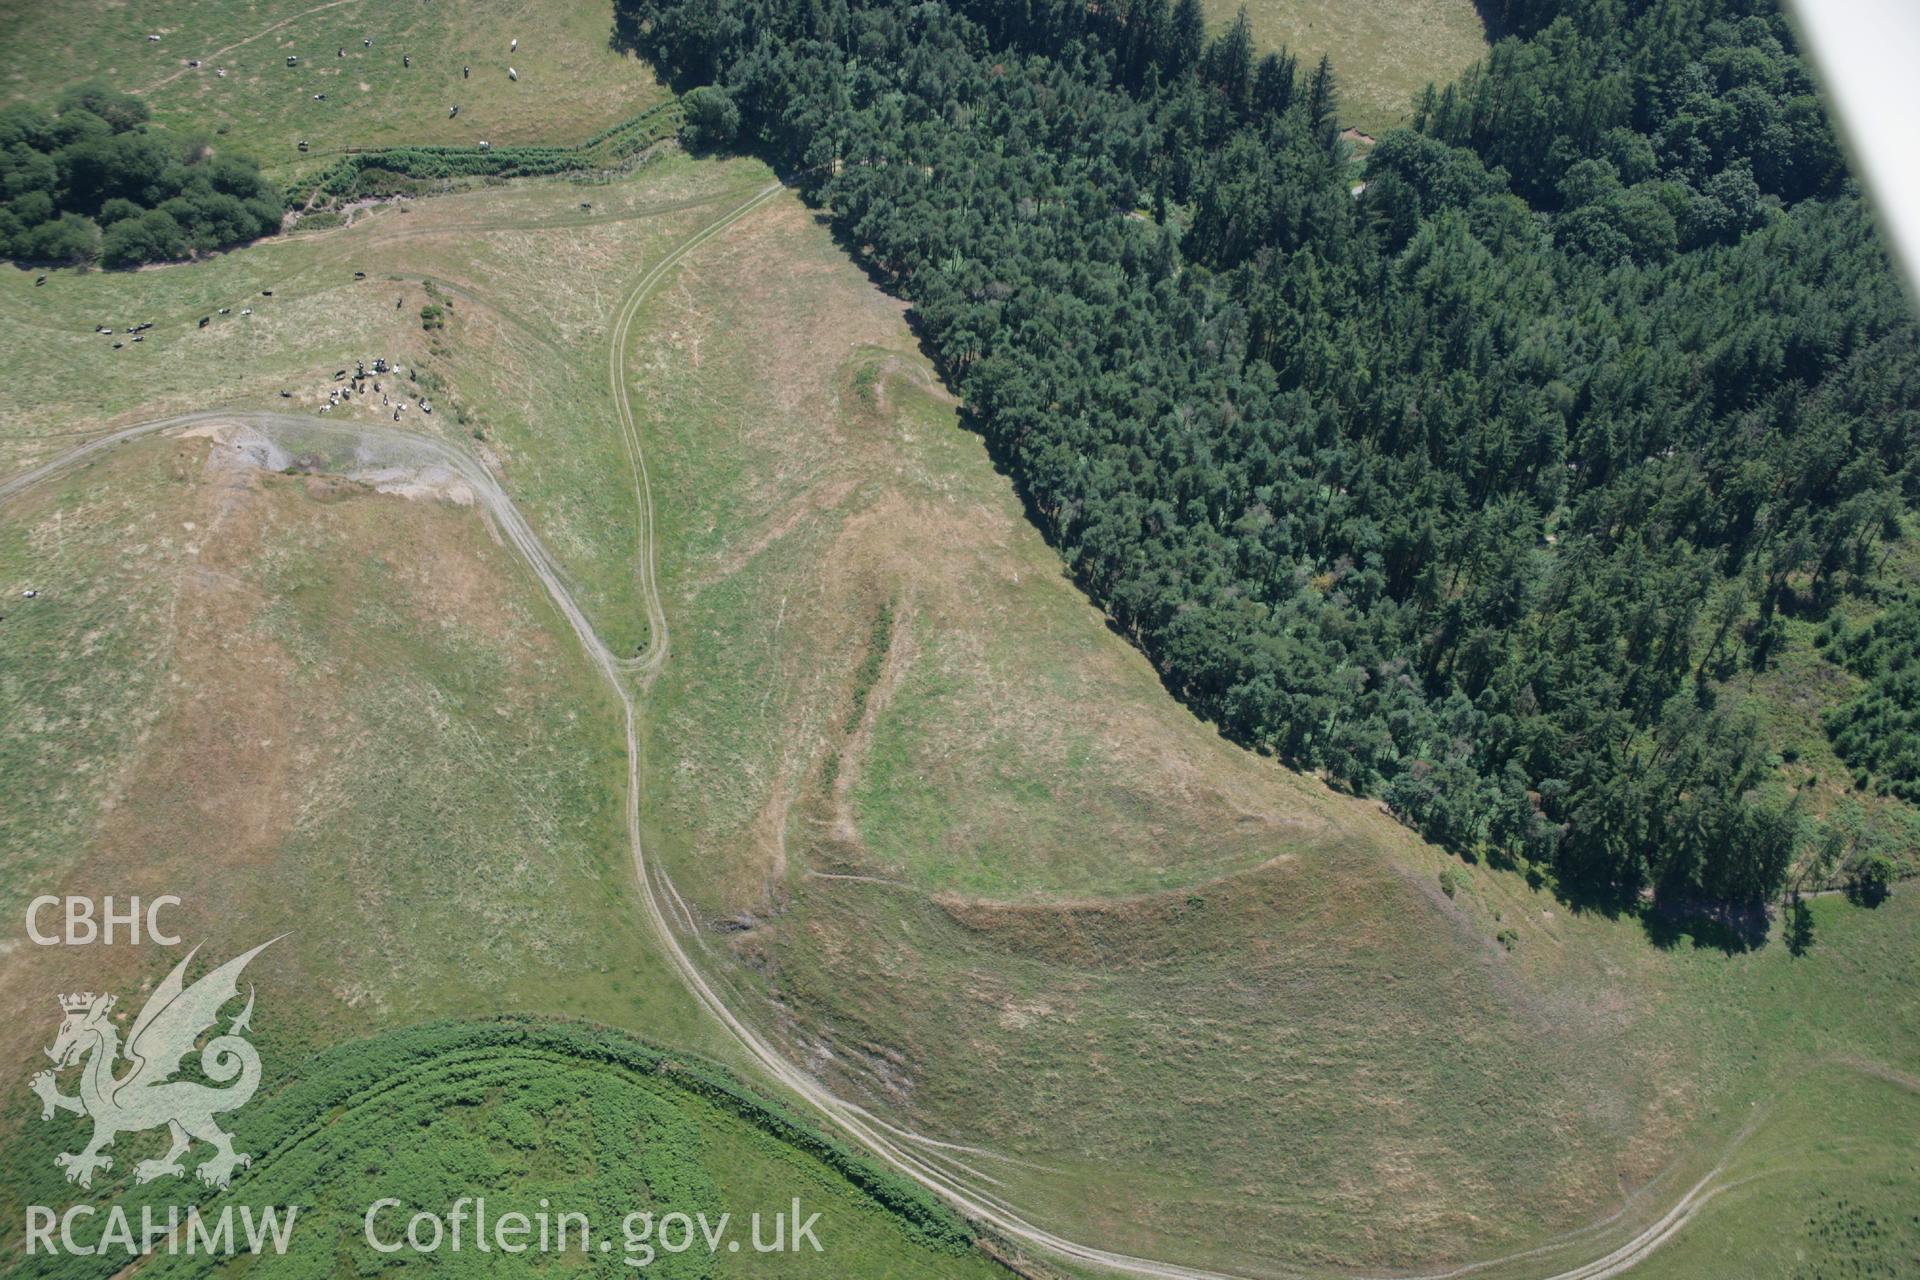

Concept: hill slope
[[620, 188, 1920, 1274]]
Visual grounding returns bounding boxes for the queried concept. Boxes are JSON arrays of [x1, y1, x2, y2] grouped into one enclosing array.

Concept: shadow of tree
[[1639, 900, 1771, 954]]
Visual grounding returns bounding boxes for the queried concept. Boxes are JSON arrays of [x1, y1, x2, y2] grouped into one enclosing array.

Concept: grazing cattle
[[507, 67, 517, 80], [199, 316, 210, 327]]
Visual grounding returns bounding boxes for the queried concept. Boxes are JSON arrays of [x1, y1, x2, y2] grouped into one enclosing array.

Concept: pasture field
[[0, 0, 666, 180], [1202, 0, 1493, 136], [0, 146, 1016, 1279], [1626, 1063, 1920, 1280]]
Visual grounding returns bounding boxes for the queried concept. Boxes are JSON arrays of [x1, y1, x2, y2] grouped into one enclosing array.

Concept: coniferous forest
[[617, 0, 1920, 915]]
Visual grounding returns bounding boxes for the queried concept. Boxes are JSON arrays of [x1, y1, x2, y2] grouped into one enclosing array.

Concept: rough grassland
[[0, 431, 719, 1071], [1202, 0, 1493, 136], [0, 119, 1913, 1277], [0, 0, 667, 179], [623, 190, 1919, 1275], [0, 152, 1013, 1279], [0, 152, 775, 655]]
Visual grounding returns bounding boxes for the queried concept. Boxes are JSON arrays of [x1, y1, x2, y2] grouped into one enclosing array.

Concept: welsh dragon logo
[[28, 939, 277, 1191]]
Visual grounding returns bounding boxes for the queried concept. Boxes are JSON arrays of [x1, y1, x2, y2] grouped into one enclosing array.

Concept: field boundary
[[289, 99, 686, 209]]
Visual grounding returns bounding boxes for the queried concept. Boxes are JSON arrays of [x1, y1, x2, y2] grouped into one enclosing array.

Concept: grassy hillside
[[4, 149, 1909, 1276], [0, 0, 667, 179], [0, 426, 723, 1074], [0, 145, 1016, 1278], [1, 0, 1914, 1266], [1202, 0, 1492, 135], [1625, 1063, 1920, 1280], [617, 189, 1920, 1274]]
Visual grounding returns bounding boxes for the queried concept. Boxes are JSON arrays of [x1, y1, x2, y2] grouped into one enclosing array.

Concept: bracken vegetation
[[0, 85, 281, 268], [3, 1019, 982, 1278], [616, 0, 1920, 918]]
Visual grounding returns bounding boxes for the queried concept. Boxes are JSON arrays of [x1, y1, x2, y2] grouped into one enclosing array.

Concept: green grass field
[[1202, 0, 1493, 136], [3, 1020, 1005, 1279], [1628, 1063, 1920, 1280], [0, 0, 667, 180]]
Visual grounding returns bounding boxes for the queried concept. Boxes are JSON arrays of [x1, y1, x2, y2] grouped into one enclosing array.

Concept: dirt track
[[0, 190, 1769, 1280]]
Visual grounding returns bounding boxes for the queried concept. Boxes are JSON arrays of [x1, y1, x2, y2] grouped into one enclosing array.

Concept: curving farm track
[[0, 184, 1752, 1280]]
